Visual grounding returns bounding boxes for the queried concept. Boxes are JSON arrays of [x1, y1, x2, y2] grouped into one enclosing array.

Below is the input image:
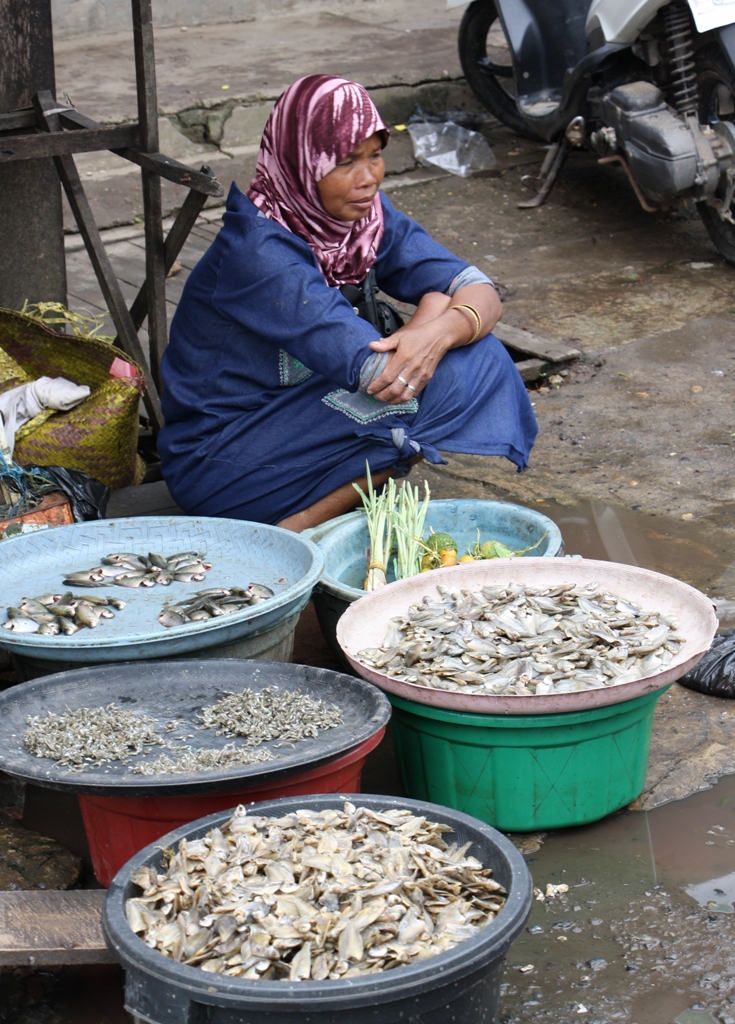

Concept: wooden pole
[[0, 0, 67, 310], [131, 0, 168, 393]]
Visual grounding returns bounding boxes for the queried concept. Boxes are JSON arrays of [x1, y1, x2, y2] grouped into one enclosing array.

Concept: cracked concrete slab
[[54, 2, 465, 124]]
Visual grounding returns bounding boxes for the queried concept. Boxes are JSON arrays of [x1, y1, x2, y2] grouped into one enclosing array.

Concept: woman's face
[[316, 132, 385, 221]]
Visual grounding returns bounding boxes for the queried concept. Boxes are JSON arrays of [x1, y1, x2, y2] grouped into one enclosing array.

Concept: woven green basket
[[0, 308, 146, 489]]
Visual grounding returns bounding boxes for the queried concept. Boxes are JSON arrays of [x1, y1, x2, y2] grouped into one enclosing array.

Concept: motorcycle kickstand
[[518, 139, 570, 209]]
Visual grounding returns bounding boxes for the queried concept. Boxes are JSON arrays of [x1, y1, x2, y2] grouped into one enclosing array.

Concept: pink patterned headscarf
[[246, 74, 389, 286]]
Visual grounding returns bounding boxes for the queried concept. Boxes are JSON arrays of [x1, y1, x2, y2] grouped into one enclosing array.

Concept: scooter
[[450, 0, 735, 264]]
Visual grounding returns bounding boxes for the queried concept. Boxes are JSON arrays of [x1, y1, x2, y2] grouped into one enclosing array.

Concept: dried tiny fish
[[158, 584, 275, 628], [22, 686, 343, 776], [357, 582, 684, 696], [62, 551, 212, 590], [126, 802, 507, 979], [24, 704, 162, 768], [132, 744, 276, 776], [2, 592, 125, 635], [195, 686, 342, 744]]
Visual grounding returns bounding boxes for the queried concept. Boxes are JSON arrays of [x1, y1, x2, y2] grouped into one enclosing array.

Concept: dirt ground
[[386, 124, 735, 541]]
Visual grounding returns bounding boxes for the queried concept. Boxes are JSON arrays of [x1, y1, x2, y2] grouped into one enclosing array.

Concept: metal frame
[[0, 0, 223, 435]]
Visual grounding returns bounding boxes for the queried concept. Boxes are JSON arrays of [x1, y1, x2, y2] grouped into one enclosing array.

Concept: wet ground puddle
[[480, 497, 735, 1023]]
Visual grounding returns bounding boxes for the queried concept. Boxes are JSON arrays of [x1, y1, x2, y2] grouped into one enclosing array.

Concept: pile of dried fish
[[2, 592, 125, 635], [63, 550, 212, 589], [159, 585, 274, 628], [357, 582, 684, 695], [133, 744, 276, 776], [24, 704, 162, 767], [195, 686, 342, 744], [126, 802, 506, 979]]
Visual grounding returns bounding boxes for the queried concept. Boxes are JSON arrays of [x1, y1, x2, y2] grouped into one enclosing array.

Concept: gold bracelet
[[449, 303, 483, 344]]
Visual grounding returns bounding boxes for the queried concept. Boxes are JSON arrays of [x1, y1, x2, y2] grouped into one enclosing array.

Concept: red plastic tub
[[78, 728, 385, 886]]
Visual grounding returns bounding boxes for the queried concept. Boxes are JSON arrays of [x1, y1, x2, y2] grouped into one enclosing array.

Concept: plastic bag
[[407, 120, 497, 178], [27, 464, 109, 522], [679, 629, 735, 697]]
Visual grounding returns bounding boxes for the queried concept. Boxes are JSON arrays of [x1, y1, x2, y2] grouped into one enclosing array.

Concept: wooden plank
[[0, 106, 36, 131], [107, 479, 182, 517], [32, 91, 162, 432], [103, 240, 149, 288], [514, 357, 550, 382], [127, 178, 208, 331], [58, 108, 222, 196], [0, 889, 115, 966], [54, 155, 163, 431], [132, 0, 168, 394], [116, 150, 223, 197], [189, 221, 221, 242], [132, 0, 159, 153], [494, 320, 581, 363], [0, 125, 139, 161]]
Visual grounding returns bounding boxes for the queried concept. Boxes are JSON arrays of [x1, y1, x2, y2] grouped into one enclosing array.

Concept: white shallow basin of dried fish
[[357, 582, 684, 696], [125, 802, 507, 981], [337, 558, 718, 714]]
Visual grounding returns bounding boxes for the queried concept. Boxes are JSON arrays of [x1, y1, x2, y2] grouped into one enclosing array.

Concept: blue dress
[[159, 184, 537, 524]]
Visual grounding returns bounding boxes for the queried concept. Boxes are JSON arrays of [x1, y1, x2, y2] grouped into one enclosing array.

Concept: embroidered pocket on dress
[[322, 389, 418, 423], [279, 350, 313, 386]]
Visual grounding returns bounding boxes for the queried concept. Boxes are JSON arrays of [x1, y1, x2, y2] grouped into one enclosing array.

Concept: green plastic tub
[[389, 688, 666, 832]]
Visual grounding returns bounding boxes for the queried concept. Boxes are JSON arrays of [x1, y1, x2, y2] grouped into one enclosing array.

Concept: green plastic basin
[[389, 688, 666, 832]]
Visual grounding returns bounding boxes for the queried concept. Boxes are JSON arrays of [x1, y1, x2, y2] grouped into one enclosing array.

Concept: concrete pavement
[[56, 0, 477, 232]]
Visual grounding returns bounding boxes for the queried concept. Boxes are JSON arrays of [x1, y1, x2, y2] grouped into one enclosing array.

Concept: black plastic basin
[[103, 793, 533, 1024]]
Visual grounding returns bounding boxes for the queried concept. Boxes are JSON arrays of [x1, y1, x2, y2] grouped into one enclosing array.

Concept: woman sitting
[[158, 74, 537, 530]]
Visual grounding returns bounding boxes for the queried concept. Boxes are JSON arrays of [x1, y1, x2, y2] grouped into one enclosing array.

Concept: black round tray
[[0, 659, 391, 796]]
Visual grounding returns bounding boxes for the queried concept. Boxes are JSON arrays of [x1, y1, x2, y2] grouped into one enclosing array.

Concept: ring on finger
[[406, 382, 416, 392], [397, 375, 409, 387]]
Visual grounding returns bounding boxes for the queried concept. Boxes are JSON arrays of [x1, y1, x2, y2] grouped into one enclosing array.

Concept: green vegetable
[[479, 539, 515, 559], [471, 530, 549, 559], [425, 530, 458, 554]]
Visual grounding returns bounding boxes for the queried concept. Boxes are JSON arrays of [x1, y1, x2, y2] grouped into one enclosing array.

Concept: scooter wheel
[[695, 43, 735, 265], [458, 0, 543, 140]]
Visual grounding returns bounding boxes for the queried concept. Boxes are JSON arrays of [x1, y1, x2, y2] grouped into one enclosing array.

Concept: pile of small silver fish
[[195, 686, 343, 744], [357, 582, 684, 695], [3, 592, 125, 635], [159, 585, 274, 629], [126, 802, 506, 979], [24, 704, 162, 767], [63, 550, 212, 589], [133, 744, 276, 776]]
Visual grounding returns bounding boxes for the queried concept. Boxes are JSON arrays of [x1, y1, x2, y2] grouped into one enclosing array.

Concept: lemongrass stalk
[[353, 465, 393, 590], [392, 479, 431, 579]]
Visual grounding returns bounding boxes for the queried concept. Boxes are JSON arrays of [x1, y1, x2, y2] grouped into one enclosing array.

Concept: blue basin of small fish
[[0, 517, 324, 664]]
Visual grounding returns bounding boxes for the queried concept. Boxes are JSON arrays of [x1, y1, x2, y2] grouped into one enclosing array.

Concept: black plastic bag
[[28, 464, 109, 522], [679, 629, 735, 697], [340, 268, 404, 337]]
